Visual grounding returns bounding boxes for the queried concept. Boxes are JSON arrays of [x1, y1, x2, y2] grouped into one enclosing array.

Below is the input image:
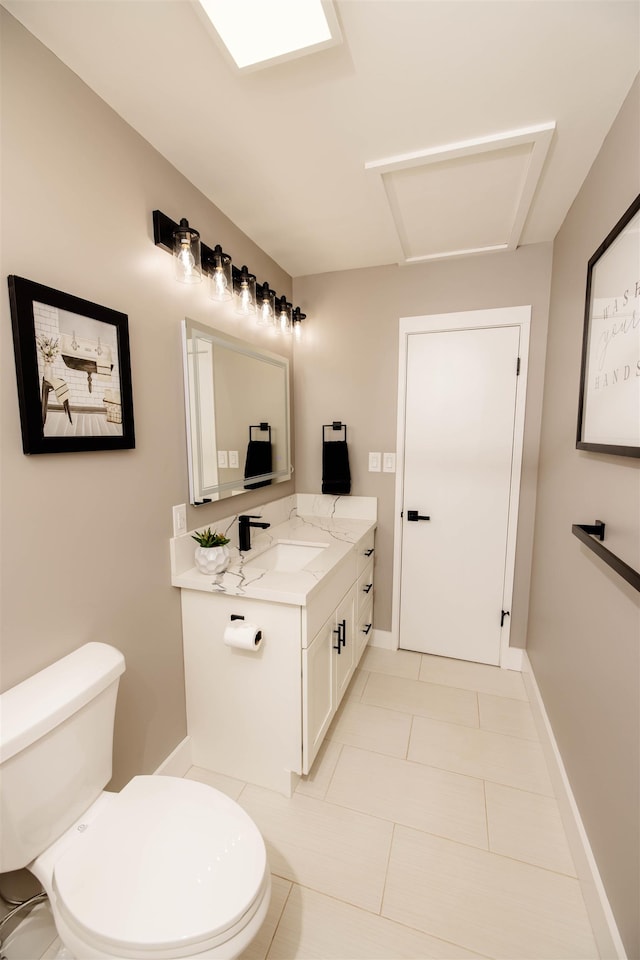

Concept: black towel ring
[[323, 422, 347, 442], [249, 423, 271, 442]]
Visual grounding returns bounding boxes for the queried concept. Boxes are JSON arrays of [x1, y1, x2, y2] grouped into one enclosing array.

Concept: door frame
[[391, 306, 531, 670]]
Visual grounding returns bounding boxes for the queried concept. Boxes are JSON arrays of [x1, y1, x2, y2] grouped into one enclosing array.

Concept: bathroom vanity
[[170, 495, 376, 795]]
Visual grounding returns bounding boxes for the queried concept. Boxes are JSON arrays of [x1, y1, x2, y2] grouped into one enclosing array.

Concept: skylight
[[198, 0, 341, 71]]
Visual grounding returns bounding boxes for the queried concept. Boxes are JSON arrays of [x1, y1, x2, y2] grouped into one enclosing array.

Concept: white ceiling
[[3, 0, 639, 277]]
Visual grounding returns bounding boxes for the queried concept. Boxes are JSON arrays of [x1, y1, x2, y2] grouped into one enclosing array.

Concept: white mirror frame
[[182, 318, 291, 504]]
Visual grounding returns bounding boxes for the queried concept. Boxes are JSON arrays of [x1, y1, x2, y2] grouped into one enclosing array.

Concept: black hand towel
[[244, 440, 273, 489], [322, 440, 351, 495]]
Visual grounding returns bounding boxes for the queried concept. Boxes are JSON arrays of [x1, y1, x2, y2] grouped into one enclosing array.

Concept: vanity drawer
[[356, 531, 375, 576], [356, 599, 373, 662], [356, 560, 374, 618]]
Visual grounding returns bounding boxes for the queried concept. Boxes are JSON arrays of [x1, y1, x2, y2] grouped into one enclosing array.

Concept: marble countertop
[[171, 510, 376, 606]]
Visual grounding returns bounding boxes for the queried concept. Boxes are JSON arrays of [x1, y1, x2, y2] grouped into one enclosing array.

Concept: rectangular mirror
[[182, 318, 291, 504]]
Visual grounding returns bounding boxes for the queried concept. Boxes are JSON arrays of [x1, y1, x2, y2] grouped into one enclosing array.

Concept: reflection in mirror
[[182, 318, 291, 505]]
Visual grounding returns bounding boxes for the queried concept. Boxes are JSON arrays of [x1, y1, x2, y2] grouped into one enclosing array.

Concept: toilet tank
[[0, 642, 125, 872]]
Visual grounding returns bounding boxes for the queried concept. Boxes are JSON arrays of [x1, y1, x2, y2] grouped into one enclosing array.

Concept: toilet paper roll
[[223, 621, 263, 651]]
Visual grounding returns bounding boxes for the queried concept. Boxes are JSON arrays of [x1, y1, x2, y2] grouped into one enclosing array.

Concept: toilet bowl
[[0, 643, 271, 960], [31, 776, 271, 960]]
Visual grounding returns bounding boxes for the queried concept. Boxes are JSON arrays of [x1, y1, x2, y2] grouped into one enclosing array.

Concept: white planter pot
[[194, 545, 230, 575]]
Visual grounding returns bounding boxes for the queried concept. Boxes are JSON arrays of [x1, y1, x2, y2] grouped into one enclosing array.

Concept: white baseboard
[[370, 628, 524, 672], [153, 736, 193, 777], [522, 653, 626, 960], [501, 645, 524, 671], [368, 628, 397, 650]]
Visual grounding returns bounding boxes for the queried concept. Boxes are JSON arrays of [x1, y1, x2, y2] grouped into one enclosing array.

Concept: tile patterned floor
[[193, 648, 599, 960], [30, 649, 599, 960]]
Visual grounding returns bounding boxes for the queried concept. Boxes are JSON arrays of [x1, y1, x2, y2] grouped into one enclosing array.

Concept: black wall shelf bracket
[[572, 521, 640, 593]]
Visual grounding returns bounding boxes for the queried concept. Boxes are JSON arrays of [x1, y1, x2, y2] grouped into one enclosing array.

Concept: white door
[[399, 321, 522, 665]]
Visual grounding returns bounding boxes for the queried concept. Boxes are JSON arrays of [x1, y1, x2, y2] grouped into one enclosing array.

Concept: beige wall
[[293, 243, 553, 648], [0, 11, 293, 789], [527, 76, 640, 958]]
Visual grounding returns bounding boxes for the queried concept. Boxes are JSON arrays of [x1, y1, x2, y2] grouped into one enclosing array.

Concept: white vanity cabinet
[[180, 525, 375, 795], [301, 528, 375, 773], [302, 584, 356, 774]]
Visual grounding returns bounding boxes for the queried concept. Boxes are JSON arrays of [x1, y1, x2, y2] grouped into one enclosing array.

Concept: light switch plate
[[383, 452, 396, 473], [217, 450, 228, 468], [229, 450, 239, 469], [172, 504, 187, 537], [368, 452, 381, 472]]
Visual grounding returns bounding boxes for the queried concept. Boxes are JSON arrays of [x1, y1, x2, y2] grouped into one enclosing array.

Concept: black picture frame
[[8, 276, 135, 454], [576, 193, 640, 458]]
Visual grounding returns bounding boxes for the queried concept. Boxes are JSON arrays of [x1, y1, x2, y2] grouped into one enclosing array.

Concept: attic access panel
[[366, 123, 555, 263]]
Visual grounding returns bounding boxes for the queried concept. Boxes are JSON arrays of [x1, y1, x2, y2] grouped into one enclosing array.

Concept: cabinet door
[[334, 586, 356, 703], [302, 616, 337, 774]]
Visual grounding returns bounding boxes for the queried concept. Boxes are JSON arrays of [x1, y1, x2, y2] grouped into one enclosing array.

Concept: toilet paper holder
[[225, 615, 263, 650], [230, 615, 262, 637]]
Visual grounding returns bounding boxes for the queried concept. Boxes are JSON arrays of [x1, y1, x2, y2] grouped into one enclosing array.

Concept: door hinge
[[516, 357, 521, 376], [500, 610, 510, 627]]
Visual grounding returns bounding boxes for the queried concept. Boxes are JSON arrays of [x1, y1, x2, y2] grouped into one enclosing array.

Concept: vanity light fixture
[[292, 307, 305, 340], [172, 218, 202, 284], [208, 244, 233, 302], [235, 265, 257, 316], [257, 282, 276, 326], [276, 295, 293, 334], [152, 209, 306, 326]]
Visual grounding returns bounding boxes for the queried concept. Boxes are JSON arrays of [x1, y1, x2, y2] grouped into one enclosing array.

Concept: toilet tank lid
[[0, 643, 125, 764]]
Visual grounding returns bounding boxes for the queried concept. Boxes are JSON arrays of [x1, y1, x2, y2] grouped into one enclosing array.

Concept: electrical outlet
[[368, 452, 381, 472], [172, 504, 187, 537], [217, 450, 228, 468], [383, 452, 396, 473], [229, 450, 239, 469]]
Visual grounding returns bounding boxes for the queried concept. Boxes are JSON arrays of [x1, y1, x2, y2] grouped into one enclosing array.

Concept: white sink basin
[[244, 540, 328, 573]]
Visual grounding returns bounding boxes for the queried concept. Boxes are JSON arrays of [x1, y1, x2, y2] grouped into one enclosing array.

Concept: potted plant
[[192, 528, 231, 575], [36, 335, 59, 383]]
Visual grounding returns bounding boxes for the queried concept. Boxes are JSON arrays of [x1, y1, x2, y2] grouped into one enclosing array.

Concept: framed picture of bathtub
[[7, 276, 135, 454], [576, 193, 640, 458]]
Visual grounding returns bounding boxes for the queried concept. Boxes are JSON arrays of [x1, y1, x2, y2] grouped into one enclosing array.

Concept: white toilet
[[0, 642, 271, 959]]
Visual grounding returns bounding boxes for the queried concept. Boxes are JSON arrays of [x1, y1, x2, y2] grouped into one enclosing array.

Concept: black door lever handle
[[407, 510, 430, 522]]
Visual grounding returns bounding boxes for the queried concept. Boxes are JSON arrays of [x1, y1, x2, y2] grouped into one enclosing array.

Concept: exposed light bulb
[[209, 245, 233, 301], [178, 243, 196, 277], [292, 307, 305, 340], [257, 283, 275, 326], [172, 218, 201, 283], [238, 284, 252, 315], [213, 268, 228, 298], [235, 266, 256, 316], [258, 300, 273, 325]]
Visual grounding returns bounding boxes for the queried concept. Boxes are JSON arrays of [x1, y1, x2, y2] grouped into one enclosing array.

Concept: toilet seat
[[51, 776, 269, 958]]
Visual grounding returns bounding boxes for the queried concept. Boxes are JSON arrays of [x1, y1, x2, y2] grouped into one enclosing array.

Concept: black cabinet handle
[[333, 620, 347, 651], [407, 510, 430, 522], [364, 548, 374, 556], [363, 583, 373, 594], [362, 623, 372, 635]]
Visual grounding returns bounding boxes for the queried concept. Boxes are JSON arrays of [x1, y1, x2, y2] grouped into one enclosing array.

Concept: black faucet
[[238, 514, 270, 552]]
